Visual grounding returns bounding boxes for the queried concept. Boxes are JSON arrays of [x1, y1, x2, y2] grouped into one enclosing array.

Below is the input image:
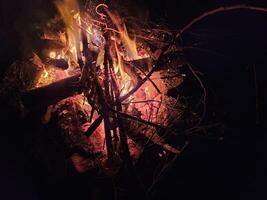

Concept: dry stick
[[186, 62, 207, 125], [129, 62, 161, 94], [159, 74, 183, 79], [147, 141, 189, 196], [135, 34, 169, 46], [100, 8, 138, 169], [106, 36, 137, 179], [97, 76, 114, 162], [103, 33, 114, 163], [143, 92, 184, 150], [119, 44, 171, 102], [122, 99, 161, 105], [108, 68, 120, 148], [85, 115, 103, 137], [21, 74, 81, 108], [179, 123, 224, 137], [174, 5, 267, 126], [110, 62, 134, 165], [89, 97, 96, 122], [109, 105, 185, 141], [176, 5, 267, 39], [110, 60, 146, 199], [109, 107, 164, 130], [80, 25, 114, 162], [133, 5, 267, 194], [119, 67, 155, 102], [106, 45, 120, 150]]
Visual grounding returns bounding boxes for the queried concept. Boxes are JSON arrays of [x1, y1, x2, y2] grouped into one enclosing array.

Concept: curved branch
[[176, 5, 267, 39], [186, 62, 207, 125]]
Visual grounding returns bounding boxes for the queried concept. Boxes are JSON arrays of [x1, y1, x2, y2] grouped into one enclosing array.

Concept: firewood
[[21, 74, 81, 108], [127, 58, 152, 72]]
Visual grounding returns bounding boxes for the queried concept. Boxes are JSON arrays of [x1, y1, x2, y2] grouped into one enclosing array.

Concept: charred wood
[[21, 74, 81, 108]]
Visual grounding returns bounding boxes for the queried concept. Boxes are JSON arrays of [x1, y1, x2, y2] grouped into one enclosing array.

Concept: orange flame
[[55, 0, 81, 63], [107, 11, 142, 61], [43, 67, 49, 78], [106, 12, 150, 96], [110, 37, 134, 96]]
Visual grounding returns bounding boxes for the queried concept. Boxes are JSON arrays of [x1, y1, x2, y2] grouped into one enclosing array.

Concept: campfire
[[6, 0, 261, 195], [7, 0, 186, 174], [1, 1, 267, 199]]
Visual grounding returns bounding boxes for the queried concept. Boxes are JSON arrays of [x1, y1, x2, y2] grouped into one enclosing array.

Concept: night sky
[[0, 0, 267, 200]]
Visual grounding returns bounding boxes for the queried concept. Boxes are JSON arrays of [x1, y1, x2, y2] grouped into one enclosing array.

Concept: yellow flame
[[107, 11, 150, 96], [113, 40, 125, 77], [110, 39, 134, 96], [43, 67, 49, 78], [107, 11, 142, 61], [55, 0, 81, 62], [49, 51, 56, 59]]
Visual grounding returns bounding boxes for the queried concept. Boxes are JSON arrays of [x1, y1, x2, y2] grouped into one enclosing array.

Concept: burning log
[[21, 74, 81, 108]]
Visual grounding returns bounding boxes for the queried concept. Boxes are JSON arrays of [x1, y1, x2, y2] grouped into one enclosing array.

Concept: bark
[[21, 74, 81, 108]]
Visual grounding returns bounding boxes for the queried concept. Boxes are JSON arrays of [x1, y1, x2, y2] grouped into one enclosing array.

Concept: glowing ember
[[43, 68, 49, 78], [49, 51, 56, 59]]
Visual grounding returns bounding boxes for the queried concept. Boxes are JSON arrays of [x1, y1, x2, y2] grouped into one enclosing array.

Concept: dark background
[[0, 0, 267, 199]]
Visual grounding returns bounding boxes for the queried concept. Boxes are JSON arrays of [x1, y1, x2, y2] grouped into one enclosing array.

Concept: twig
[[119, 44, 171, 102], [159, 74, 183, 79], [132, 63, 161, 94], [147, 141, 189, 196], [109, 106, 164, 130], [103, 32, 114, 163], [85, 115, 103, 137], [177, 123, 224, 136], [119, 67, 155, 102], [176, 5, 267, 39], [122, 99, 161, 105], [187, 62, 207, 125]]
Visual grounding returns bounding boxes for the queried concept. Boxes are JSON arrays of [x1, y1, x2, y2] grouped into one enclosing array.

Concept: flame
[[105, 12, 149, 97], [109, 37, 133, 96], [105, 11, 150, 97], [55, 0, 81, 63], [43, 67, 49, 78], [49, 51, 56, 59], [30, 3, 181, 161], [113, 39, 125, 77], [107, 11, 144, 61], [50, 2, 149, 98]]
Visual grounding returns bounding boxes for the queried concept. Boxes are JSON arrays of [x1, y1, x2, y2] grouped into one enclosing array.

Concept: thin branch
[[122, 99, 161, 105], [176, 5, 267, 39], [119, 67, 155, 102], [187, 62, 207, 125], [85, 115, 103, 137], [109, 106, 164, 130], [133, 63, 161, 94], [119, 44, 171, 102], [147, 141, 189, 196]]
